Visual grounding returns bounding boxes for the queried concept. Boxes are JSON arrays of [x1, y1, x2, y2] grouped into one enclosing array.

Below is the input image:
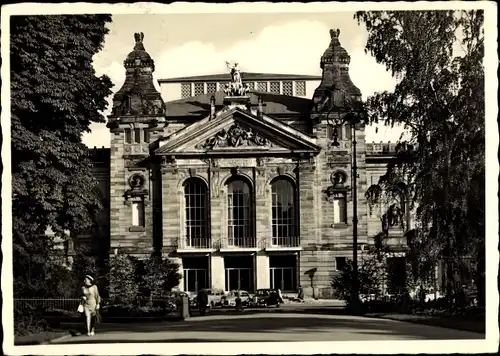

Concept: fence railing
[[14, 298, 81, 313], [14, 297, 185, 313]]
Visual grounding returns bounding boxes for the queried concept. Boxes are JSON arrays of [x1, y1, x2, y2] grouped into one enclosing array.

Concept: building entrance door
[[225, 268, 252, 291], [270, 267, 296, 291], [269, 254, 298, 292], [184, 269, 207, 292], [182, 256, 209, 292]]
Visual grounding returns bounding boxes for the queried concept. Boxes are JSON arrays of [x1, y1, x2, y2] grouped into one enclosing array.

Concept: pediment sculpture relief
[[197, 123, 271, 150]]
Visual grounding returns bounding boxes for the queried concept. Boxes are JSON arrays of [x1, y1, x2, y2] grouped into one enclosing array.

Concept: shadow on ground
[[57, 313, 485, 344]]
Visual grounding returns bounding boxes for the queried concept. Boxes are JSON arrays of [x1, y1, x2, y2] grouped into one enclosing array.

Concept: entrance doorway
[[182, 256, 209, 292], [224, 255, 254, 292], [269, 254, 298, 292]]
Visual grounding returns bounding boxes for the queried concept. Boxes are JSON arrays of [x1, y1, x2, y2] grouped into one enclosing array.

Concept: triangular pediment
[[155, 107, 321, 156]]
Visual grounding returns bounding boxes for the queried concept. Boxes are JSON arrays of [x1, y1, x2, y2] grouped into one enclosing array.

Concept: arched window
[[184, 178, 209, 248], [271, 178, 297, 246], [227, 178, 253, 247]]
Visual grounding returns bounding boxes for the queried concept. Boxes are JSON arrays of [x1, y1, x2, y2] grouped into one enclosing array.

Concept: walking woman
[[80, 275, 101, 336]]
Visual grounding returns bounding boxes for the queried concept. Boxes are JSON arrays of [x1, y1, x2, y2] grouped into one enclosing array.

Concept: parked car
[[221, 290, 253, 307], [164, 291, 191, 310], [253, 289, 281, 307], [192, 288, 226, 308]]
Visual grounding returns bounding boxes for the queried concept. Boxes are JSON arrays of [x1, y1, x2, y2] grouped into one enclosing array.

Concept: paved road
[[52, 312, 484, 343]]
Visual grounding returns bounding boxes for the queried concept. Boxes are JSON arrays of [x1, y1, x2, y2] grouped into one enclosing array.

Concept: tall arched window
[[184, 178, 209, 248], [271, 177, 297, 247], [227, 178, 253, 247]]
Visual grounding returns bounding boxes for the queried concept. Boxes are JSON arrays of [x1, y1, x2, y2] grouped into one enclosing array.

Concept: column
[[255, 251, 270, 289], [210, 253, 225, 290], [254, 165, 270, 248], [298, 162, 318, 297], [174, 257, 184, 291]]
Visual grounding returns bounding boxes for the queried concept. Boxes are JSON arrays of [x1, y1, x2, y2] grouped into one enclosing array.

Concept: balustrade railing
[[177, 237, 213, 250], [221, 237, 257, 249], [269, 236, 301, 248], [176, 236, 301, 250]]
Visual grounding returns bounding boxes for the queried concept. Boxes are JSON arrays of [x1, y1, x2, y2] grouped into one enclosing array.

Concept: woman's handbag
[[77, 303, 84, 313]]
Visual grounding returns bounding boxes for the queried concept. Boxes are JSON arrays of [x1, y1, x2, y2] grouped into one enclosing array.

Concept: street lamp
[[323, 87, 367, 313]]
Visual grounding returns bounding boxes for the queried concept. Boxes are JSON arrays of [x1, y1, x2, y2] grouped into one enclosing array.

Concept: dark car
[[253, 289, 281, 308], [164, 291, 191, 310]]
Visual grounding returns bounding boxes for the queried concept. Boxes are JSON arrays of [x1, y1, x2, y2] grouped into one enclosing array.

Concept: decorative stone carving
[[202, 157, 220, 168], [325, 187, 346, 203], [230, 167, 241, 176], [256, 157, 271, 167], [197, 123, 270, 149], [161, 156, 178, 174], [128, 173, 145, 189], [125, 157, 145, 169], [124, 173, 148, 201], [330, 171, 347, 186], [210, 170, 220, 198], [256, 168, 266, 197], [381, 203, 405, 234], [219, 158, 256, 168]]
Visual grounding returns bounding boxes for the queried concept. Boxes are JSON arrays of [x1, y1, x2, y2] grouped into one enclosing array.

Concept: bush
[[107, 253, 139, 305], [332, 255, 384, 302], [14, 305, 50, 337], [100, 300, 177, 318], [133, 255, 182, 302]]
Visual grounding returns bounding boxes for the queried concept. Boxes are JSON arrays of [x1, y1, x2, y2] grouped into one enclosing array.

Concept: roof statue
[[134, 32, 144, 43], [224, 61, 249, 97], [329, 28, 340, 39]]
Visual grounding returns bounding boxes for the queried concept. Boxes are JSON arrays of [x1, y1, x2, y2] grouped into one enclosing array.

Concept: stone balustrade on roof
[[365, 142, 398, 155]]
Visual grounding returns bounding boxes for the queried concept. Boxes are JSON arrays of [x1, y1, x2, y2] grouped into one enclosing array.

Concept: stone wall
[[109, 122, 165, 258], [297, 120, 371, 297]]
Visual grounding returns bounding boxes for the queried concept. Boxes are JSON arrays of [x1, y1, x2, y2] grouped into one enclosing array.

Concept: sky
[[87, 12, 405, 148]]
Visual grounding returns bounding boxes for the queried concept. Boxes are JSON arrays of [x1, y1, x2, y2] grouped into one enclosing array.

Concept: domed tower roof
[[124, 32, 154, 71], [321, 29, 351, 69], [311, 29, 362, 117], [109, 32, 165, 119]]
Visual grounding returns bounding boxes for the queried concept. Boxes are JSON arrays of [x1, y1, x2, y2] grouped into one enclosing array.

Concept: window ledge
[[129, 226, 146, 232], [331, 223, 349, 229]]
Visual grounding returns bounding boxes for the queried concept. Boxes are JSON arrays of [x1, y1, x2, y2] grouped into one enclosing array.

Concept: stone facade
[[86, 30, 411, 298]]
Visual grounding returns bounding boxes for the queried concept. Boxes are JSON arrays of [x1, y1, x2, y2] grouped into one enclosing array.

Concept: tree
[[10, 15, 113, 297], [355, 10, 485, 305], [161, 258, 183, 292], [142, 255, 166, 303]]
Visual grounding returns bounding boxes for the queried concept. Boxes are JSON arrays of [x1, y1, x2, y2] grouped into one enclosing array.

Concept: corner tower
[[107, 32, 166, 257], [312, 28, 361, 113], [307, 29, 369, 294]]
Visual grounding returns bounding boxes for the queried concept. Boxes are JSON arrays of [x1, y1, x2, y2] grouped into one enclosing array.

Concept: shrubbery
[[106, 251, 182, 308], [331, 253, 385, 302]]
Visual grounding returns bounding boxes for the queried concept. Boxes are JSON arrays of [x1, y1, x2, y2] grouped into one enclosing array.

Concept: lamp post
[[324, 88, 367, 313]]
